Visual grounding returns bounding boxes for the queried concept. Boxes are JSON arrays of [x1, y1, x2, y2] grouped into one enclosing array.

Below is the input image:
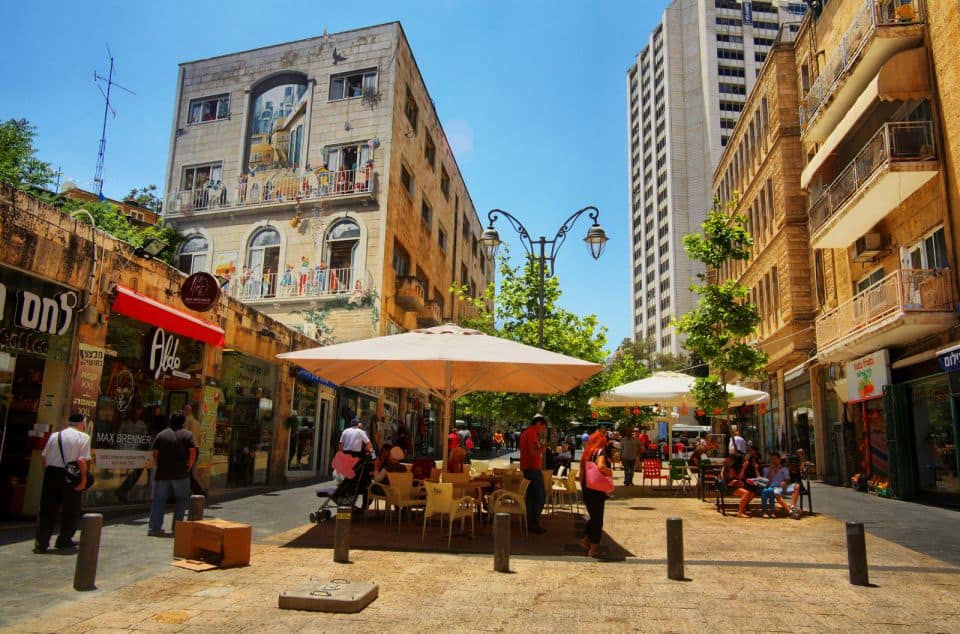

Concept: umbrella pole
[[442, 397, 452, 467]]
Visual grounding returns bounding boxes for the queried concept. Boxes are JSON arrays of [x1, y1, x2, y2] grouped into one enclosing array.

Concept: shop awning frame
[[111, 285, 225, 347]]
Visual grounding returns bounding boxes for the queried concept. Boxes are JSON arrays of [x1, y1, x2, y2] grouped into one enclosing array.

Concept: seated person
[[761, 452, 802, 518], [555, 444, 573, 472], [373, 443, 393, 481], [446, 440, 467, 474], [735, 452, 762, 518], [370, 446, 410, 499]]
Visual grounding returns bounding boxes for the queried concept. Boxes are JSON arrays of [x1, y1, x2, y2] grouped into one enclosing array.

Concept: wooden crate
[[173, 518, 251, 568]]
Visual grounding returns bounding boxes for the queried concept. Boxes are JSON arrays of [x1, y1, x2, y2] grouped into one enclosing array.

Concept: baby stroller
[[309, 451, 372, 523]]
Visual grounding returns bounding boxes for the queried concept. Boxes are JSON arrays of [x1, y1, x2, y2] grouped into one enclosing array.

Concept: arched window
[[245, 73, 309, 175], [244, 228, 281, 298], [177, 235, 208, 274], [325, 219, 360, 292]]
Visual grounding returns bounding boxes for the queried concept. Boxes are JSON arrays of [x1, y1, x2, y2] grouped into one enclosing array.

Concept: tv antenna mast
[[93, 45, 135, 199]]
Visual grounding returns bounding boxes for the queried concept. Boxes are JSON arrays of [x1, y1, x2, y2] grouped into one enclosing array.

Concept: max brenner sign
[[148, 328, 192, 380]]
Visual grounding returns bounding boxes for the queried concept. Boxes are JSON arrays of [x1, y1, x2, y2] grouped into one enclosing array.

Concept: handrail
[[808, 121, 935, 235], [800, 0, 924, 129], [815, 267, 952, 350]]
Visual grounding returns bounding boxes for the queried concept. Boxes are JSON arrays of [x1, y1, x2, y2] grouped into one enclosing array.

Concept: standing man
[[519, 413, 548, 534], [34, 413, 91, 553], [182, 403, 208, 497], [728, 424, 746, 456], [338, 417, 373, 510], [148, 412, 197, 537], [620, 428, 640, 487]]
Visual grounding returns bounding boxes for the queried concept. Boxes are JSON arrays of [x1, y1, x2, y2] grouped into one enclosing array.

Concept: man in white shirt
[[728, 425, 747, 456], [34, 413, 92, 554], [338, 417, 372, 455]]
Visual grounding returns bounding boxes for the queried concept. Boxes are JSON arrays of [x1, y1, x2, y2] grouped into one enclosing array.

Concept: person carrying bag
[[34, 413, 92, 554], [579, 430, 613, 559]]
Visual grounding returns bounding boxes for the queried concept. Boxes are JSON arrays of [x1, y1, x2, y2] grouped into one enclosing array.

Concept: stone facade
[[162, 23, 491, 344]]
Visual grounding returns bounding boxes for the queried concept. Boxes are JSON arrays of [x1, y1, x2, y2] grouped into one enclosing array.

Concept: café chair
[[488, 478, 530, 536], [421, 482, 475, 548]]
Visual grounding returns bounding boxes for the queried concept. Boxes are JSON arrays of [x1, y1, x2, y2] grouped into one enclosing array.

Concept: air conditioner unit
[[853, 233, 883, 262]]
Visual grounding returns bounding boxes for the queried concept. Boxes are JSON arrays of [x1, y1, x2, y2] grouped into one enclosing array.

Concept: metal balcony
[[167, 166, 378, 217], [228, 266, 361, 302], [808, 121, 938, 249], [800, 0, 925, 143], [815, 268, 955, 363]]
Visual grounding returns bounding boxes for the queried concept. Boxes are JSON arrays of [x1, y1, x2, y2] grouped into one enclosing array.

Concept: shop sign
[[70, 343, 106, 418], [180, 272, 220, 312], [94, 449, 152, 470], [0, 282, 77, 336], [936, 344, 960, 373], [148, 328, 192, 380], [846, 349, 891, 402]]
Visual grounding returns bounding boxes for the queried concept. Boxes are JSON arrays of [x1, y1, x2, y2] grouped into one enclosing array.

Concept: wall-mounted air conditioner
[[853, 233, 883, 262]]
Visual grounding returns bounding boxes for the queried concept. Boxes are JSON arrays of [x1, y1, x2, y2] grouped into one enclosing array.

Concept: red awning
[[111, 285, 225, 347]]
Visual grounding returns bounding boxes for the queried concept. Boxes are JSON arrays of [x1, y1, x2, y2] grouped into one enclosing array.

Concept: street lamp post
[[480, 206, 608, 347]]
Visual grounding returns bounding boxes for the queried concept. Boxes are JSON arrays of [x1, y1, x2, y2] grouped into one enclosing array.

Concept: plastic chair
[[366, 480, 390, 522], [469, 460, 491, 477], [501, 472, 523, 493], [668, 459, 693, 493], [641, 458, 667, 492], [551, 468, 581, 514], [488, 478, 530, 535], [421, 482, 475, 548], [541, 469, 556, 511], [382, 472, 426, 528]]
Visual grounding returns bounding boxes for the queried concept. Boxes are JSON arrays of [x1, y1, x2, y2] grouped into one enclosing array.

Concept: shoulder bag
[[59, 432, 94, 490], [584, 458, 615, 493]]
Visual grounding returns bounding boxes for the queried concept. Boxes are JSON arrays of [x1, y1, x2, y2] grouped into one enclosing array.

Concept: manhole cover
[[279, 579, 378, 613]]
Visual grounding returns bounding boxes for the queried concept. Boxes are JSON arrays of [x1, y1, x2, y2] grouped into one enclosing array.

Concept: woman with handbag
[[579, 430, 614, 559]]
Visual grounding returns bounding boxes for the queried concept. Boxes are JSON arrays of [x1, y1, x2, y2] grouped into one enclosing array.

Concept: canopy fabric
[[589, 371, 769, 409], [111, 285, 225, 347], [279, 324, 603, 463]]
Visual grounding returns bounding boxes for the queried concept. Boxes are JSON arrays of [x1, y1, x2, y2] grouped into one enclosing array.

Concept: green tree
[[451, 252, 609, 426], [0, 118, 55, 189], [674, 196, 767, 412], [124, 184, 162, 213]]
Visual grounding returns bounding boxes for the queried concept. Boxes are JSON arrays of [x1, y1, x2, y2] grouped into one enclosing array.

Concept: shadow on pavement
[[281, 509, 634, 560]]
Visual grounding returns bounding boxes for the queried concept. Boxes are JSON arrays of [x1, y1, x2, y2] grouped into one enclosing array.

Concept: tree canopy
[[0, 118, 55, 190], [674, 196, 767, 412]]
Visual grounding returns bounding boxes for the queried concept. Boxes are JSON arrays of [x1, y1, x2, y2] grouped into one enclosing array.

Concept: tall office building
[[626, 0, 807, 354]]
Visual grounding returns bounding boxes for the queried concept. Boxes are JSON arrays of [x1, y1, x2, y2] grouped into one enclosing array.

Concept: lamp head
[[583, 223, 608, 260], [480, 226, 502, 259], [134, 237, 169, 260]]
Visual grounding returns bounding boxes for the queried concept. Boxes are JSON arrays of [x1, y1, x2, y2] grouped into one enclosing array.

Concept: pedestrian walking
[[148, 412, 197, 537], [580, 430, 612, 559], [620, 428, 640, 486], [34, 413, 91, 554], [182, 403, 208, 497], [520, 413, 548, 534]]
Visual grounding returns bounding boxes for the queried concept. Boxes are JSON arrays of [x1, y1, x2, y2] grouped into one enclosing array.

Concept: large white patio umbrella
[[278, 324, 603, 464], [589, 371, 769, 409]]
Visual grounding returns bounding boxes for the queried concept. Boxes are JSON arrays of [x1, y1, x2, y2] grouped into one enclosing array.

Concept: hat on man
[[68, 413, 86, 425], [531, 413, 547, 424]]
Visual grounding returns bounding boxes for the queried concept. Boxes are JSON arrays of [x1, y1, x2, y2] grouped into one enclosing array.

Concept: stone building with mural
[[161, 22, 493, 455]]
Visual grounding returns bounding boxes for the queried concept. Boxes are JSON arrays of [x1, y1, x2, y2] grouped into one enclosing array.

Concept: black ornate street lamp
[[481, 206, 608, 347]]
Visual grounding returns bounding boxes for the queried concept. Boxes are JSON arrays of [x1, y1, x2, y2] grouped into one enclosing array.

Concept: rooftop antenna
[[93, 45, 135, 200]]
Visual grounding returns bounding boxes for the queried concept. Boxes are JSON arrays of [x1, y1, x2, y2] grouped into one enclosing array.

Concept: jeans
[[760, 486, 776, 514], [148, 478, 189, 533], [522, 469, 546, 528], [622, 457, 636, 486]]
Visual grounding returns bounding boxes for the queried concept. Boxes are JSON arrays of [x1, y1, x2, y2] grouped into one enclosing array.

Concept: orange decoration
[[696, 409, 705, 416], [760, 403, 767, 414], [591, 411, 598, 419], [632, 407, 641, 416], [713, 408, 722, 414]]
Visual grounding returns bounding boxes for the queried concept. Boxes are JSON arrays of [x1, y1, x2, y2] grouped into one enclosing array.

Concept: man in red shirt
[[519, 413, 548, 534]]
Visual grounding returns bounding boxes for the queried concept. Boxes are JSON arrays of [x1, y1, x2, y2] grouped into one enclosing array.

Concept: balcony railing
[[815, 268, 953, 350], [170, 166, 377, 214], [808, 121, 935, 235], [417, 299, 443, 326], [800, 0, 924, 129], [229, 266, 358, 301], [395, 276, 425, 311]]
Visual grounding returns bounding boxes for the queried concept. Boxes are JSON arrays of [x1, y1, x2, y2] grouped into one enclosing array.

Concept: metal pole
[[334, 506, 352, 563], [537, 238, 546, 347], [666, 516, 684, 581], [73, 513, 103, 591], [845, 521, 869, 586], [493, 512, 510, 572], [188, 495, 205, 521]]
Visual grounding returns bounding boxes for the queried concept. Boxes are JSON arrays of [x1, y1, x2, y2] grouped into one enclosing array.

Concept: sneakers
[[54, 540, 78, 550], [147, 529, 167, 537], [790, 507, 802, 520]]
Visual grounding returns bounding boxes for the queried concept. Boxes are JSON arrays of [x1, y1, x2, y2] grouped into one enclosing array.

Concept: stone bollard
[[188, 495, 205, 521], [845, 521, 869, 586], [493, 512, 510, 573], [334, 506, 352, 563], [666, 516, 684, 581], [74, 513, 103, 591]]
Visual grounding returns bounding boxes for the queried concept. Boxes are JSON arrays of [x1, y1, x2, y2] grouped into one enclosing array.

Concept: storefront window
[[89, 313, 204, 506], [848, 398, 887, 480], [909, 375, 959, 493], [288, 375, 318, 473], [0, 268, 77, 517], [786, 379, 815, 462], [215, 352, 278, 487]]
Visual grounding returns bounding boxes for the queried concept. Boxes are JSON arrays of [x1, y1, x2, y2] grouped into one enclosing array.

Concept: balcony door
[[245, 228, 281, 298], [324, 219, 360, 292]]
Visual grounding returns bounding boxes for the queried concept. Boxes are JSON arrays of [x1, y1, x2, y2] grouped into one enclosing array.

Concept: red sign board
[[180, 272, 220, 312]]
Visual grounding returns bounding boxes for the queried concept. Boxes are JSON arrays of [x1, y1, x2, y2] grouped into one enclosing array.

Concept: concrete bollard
[[493, 512, 510, 573], [73, 513, 103, 591], [666, 516, 684, 581], [334, 506, 352, 563], [845, 521, 869, 586], [188, 495, 205, 521]]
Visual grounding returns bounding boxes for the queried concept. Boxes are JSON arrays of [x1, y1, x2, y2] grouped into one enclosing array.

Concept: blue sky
[[1, 0, 672, 351]]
